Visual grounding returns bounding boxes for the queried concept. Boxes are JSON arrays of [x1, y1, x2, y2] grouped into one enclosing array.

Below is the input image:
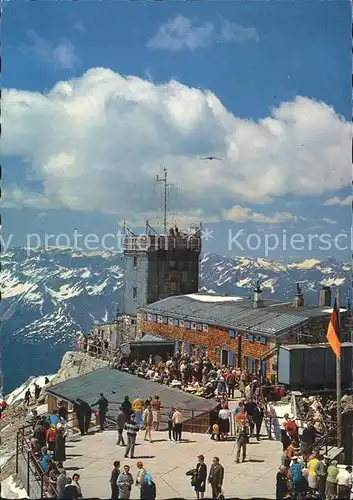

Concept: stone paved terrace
[[63, 429, 282, 499]]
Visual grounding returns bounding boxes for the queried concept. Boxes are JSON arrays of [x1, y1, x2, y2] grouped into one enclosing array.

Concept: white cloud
[[222, 205, 297, 224], [322, 217, 337, 225], [2, 68, 350, 227], [74, 23, 85, 34], [147, 14, 258, 52], [324, 195, 352, 206], [26, 30, 79, 69]]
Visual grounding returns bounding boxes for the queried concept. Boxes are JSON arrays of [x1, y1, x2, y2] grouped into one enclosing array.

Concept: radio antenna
[[156, 167, 170, 234]]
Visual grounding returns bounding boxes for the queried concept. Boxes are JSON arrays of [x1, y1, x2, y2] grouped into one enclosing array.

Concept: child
[[211, 423, 220, 441]]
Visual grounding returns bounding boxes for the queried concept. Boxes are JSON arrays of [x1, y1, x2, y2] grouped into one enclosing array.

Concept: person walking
[[92, 393, 109, 431], [56, 469, 67, 500], [73, 399, 85, 436], [307, 453, 319, 493], [135, 461, 146, 488], [55, 427, 66, 465], [116, 407, 127, 446], [325, 459, 339, 500], [316, 454, 327, 498], [167, 406, 175, 441], [172, 408, 183, 442], [121, 396, 132, 418], [124, 413, 139, 459], [117, 464, 134, 499], [132, 398, 143, 427], [207, 457, 224, 500], [337, 465, 352, 499], [252, 403, 264, 441], [140, 473, 156, 500], [193, 454, 207, 500], [226, 370, 236, 399], [151, 396, 161, 431], [290, 457, 302, 496], [235, 425, 249, 463], [110, 461, 120, 500], [142, 404, 153, 443]]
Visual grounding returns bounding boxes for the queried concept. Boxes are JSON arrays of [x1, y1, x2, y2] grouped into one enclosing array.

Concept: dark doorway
[[221, 349, 228, 366]]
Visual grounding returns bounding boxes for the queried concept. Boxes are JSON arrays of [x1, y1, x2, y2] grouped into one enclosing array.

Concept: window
[[247, 334, 254, 343], [151, 314, 157, 322], [228, 330, 235, 339], [147, 314, 152, 321], [133, 255, 138, 268], [196, 323, 202, 331], [191, 322, 197, 330], [173, 319, 179, 327], [202, 324, 209, 333], [179, 320, 185, 328], [168, 318, 174, 326], [157, 315, 163, 324], [132, 286, 137, 299], [256, 335, 267, 345], [163, 316, 168, 324], [185, 321, 191, 329]]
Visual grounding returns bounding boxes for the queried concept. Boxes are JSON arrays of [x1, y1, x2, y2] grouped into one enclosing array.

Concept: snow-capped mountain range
[[2, 248, 350, 392]]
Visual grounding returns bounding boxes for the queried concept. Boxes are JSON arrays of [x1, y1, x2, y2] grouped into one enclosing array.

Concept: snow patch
[[3, 374, 55, 406], [236, 278, 252, 287], [1, 476, 28, 499], [320, 277, 346, 287], [187, 293, 243, 302], [288, 259, 321, 269]]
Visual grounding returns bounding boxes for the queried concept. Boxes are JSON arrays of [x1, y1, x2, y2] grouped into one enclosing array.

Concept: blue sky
[[2, 0, 351, 261]]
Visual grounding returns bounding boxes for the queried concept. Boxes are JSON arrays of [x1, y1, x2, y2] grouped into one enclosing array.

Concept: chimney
[[319, 286, 331, 307], [253, 281, 264, 308], [293, 282, 304, 308]]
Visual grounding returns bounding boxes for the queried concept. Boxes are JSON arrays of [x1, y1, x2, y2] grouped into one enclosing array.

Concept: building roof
[[280, 342, 353, 351], [130, 334, 175, 345], [47, 368, 216, 421], [138, 294, 332, 336]]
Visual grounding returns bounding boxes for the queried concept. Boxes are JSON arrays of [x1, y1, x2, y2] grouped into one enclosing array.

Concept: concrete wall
[[17, 454, 42, 500], [123, 253, 148, 316]]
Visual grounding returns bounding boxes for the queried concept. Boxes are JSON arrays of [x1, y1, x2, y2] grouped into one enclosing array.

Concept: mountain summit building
[[91, 222, 202, 346], [137, 286, 349, 380]]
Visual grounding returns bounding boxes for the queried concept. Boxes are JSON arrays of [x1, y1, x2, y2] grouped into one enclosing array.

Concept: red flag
[[326, 298, 341, 359]]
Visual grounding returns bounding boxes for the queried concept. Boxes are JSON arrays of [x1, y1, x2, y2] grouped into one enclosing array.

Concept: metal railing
[[16, 424, 59, 499], [265, 413, 340, 455]]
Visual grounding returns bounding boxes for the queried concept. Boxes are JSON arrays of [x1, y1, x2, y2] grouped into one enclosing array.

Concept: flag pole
[[336, 287, 342, 447]]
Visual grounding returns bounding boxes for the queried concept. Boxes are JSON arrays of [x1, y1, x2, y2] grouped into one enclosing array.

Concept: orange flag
[[326, 298, 341, 359]]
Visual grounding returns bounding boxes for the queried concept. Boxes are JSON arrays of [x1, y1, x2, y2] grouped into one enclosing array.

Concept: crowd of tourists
[[26, 404, 84, 499], [276, 411, 352, 499]]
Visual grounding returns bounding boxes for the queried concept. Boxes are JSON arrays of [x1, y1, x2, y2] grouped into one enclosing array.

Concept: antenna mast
[[156, 167, 169, 234]]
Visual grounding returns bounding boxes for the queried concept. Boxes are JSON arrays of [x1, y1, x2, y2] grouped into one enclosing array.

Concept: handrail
[[17, 425, 59, 499]]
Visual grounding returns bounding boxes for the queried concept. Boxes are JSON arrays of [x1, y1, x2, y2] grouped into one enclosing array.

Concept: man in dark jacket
[[244, 399, 257, 437], [300, 422, 317, 455], [252, 403, 264, 441], [110, 461, 120, 500], [121, 396, 132, 417], [236, 426, 249, 463], [80, 400, 92, 434], [92, 393, 109, 431], [116, 408, 127, 446], [208, 456, 224, 500], [73, 399, 85, 436]]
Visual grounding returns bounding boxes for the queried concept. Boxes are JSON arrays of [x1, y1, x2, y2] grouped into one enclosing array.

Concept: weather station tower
[[119, 167, 202, 340]]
